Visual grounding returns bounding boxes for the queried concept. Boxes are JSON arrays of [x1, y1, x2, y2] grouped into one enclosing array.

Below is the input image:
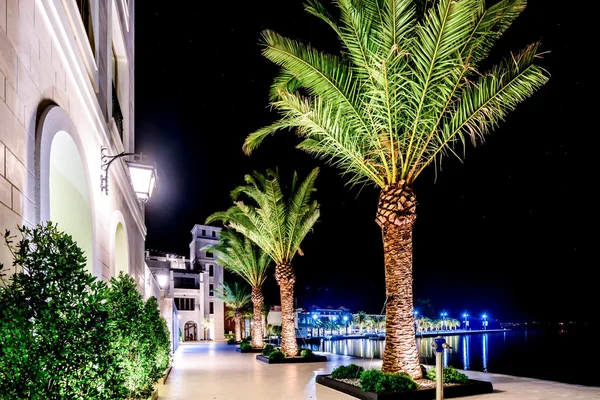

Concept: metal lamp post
[[482, 314, 488, 330], [343, 315, 348, 335], [440, 312, 447, 331], [463, 313, 469, 330]]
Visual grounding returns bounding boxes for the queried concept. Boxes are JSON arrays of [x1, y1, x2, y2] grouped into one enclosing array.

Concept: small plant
[[360, 369, 417, 394], [240, 342, 253, 352], [240, 338, 249, 344], [246, 335, 252, 341], [331, 364, 365, 379], [268, 350, 286, 360], [426, 366, 470, 384], [262, 343, 275, 356], [300, 348, 314, 358], [227, 337, 237, 345]]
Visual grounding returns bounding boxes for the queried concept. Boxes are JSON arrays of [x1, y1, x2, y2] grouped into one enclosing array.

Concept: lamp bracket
[[100, 146, 144, 195]]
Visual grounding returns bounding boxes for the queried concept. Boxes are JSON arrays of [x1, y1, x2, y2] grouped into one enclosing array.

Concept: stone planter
[[256, 354, 328, 364], [316, 374, 493, 399], [236, 347, 264, 353]]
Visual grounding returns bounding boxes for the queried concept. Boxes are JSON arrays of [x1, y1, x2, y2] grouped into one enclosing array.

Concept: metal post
[[436, 350, 444, 400], [432, 336, 452, 400]]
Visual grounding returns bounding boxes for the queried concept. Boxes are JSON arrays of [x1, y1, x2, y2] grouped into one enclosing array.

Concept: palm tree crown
[[214, 281, 251, 312], [206, 168, 320, 267], [243, 0, 548, 188], [202, 229, 270, 289]]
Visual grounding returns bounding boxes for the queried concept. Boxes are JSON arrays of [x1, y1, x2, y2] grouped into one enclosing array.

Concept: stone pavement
[[157, 342, 600, 400]]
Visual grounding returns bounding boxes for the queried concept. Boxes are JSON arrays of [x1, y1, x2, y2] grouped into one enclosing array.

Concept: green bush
[[331, 364, 365, 379], [240, 342, 253, 351], [262, 343, 275, 356], [246, 335, 252, 341], [426, 366, 469, 384], [360, 369, 417, 394], [268, 350, 286, 360], [106, 272, 172, 398], [0, 223, 124, 399], [0, 223, 172, 400], [300, 348, 314, 358], [227, 337, 237, 344]]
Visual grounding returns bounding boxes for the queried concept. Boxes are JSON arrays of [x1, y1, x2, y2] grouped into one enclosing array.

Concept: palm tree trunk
[[251, 286, 264, 349], [376, 183, 422, 378], [275, 263, 298, 357], [234, 312, 242, 342]]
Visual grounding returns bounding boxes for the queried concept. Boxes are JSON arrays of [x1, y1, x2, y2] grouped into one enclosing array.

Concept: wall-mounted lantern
[[101, 146, 158, 203]]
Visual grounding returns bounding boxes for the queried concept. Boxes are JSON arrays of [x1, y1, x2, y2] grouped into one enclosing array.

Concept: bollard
[[432, 336, 452, 400]]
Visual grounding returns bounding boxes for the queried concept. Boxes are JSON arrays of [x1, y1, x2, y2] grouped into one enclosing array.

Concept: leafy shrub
[[262, 343, 275, 356], [0, 223, 124, 399], [246, 335, 252, 341], [268, 350, 286, 360], [331, 364, 365, 379], [360, 369, 417, 394], [426, 366, 469, 384], [227, 337, 237, 344], [240, 342, 253, 351], [106, 272, 172, 398], [300, 348, 314, 358]]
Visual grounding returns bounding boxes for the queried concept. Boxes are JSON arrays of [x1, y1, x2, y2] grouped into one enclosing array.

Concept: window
[[75, 0, 95, 54], [205, 251, 213, 259], [209, 302, 214, 314], [208, 265, 213, 277], [173, 277, 197, 289], [212, 231, 216, 237], [209, 284, 214, 296], [202, 229, 206, 236], [174, 297, 195, 311]]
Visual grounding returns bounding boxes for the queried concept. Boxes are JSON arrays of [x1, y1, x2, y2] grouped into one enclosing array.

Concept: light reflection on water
[[312, 332, 489, 371]]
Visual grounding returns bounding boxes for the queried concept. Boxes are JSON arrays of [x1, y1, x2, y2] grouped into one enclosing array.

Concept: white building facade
[[0, 1, 153, 293], [146, 224, 225, 342]]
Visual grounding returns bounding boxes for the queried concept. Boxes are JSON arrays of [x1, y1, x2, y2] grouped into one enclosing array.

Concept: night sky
[[135, 0, 595, 323]]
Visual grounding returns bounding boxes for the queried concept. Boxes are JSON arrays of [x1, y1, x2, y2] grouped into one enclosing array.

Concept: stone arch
[[36, 106, 97, 275], [184, 320, 199, 341]]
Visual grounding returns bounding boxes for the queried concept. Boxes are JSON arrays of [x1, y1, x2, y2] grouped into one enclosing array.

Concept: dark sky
[[135, 0, 595, 323]]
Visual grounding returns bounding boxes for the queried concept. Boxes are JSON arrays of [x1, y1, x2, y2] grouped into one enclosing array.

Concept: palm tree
[[215, 281, 251, 343], [353, 311, 367, 334], [202, 229, 271, 349], [243, 0, 548, 377], [206, 168, 320, 357]]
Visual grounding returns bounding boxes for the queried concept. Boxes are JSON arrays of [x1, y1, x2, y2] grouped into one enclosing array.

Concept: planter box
[[236, 347, 264, 353], [158, 366, 172, 385], [256, 354, 328, 364], [316, 375, 493, 400]]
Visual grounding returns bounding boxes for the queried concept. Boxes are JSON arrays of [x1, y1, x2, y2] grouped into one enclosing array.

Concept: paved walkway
[[157, 342, 600, 400]]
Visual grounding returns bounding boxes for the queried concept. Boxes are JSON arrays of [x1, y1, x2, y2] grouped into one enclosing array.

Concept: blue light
[[463, 313, 468, 318], [482, 314, 487, 319], [414, 310, 419, 316], [332, 316, 337, 321], [343, 316, 348, 322], [312, 314, 318, 319]]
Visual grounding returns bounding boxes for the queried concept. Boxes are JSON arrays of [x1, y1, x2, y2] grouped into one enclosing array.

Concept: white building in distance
[[146, 224, 225, 342], [0, 0, 161, 296]]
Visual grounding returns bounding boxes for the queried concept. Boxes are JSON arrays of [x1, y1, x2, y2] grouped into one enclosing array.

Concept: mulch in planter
[[256, 354, 328, 364], [316, 374, 493, 400], [236, 347, 264, 353]]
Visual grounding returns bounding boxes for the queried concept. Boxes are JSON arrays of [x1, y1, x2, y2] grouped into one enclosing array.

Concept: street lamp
[[463, 313, 469, 330], [440, 312, 447, 331], [482, 314, 488, 330], [312, 314, 319, 337], [156, 274, 168, 289], [343, 315, 348, 335]]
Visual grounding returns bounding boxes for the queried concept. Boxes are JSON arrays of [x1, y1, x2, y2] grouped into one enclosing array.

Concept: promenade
[[157, 342, 600, 400]]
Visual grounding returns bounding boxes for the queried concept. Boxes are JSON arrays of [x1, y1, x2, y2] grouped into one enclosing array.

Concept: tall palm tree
[[215, 281, 251, 343], [202, 229, 271, 349], [206, 168, 320, 357], [243, 0, 548, 377]]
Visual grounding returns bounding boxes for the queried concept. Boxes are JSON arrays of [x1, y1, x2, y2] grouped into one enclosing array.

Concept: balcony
[[112, 82, 124, 141]]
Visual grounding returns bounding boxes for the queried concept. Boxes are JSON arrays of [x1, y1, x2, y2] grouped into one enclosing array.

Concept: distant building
[[146, 224, 225, 345], [296, 305, 352, 337]]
